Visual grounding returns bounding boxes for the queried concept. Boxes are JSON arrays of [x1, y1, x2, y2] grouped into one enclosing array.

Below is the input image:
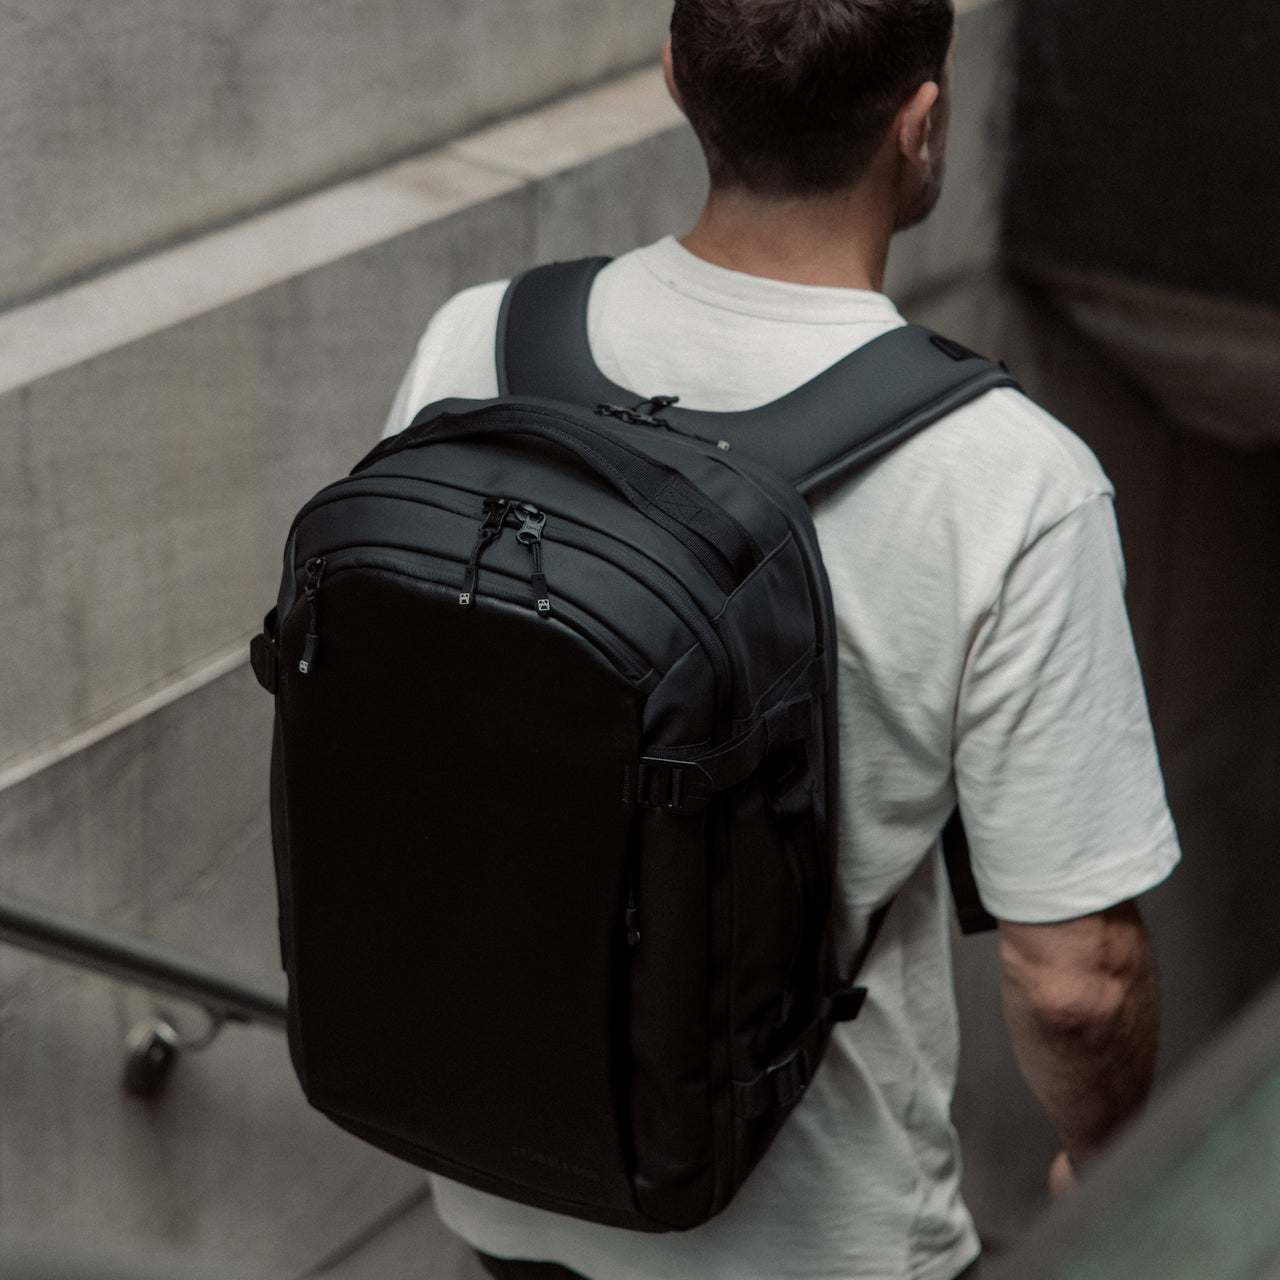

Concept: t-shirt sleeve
[[380, 279, 509, 438], [954, 493, 1180, 922]]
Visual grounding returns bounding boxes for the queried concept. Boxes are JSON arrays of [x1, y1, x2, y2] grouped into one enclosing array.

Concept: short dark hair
[[670, 0, 955, 196]]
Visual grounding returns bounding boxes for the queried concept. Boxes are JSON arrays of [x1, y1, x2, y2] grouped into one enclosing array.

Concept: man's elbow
[[999, 903, 1160, 1162], [1011, 962, 1147, 1050], [999, 901, 1157, 1048]]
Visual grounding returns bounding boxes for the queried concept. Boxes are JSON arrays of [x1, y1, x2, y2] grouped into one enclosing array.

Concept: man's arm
[[998, 900, 1158, 1189]]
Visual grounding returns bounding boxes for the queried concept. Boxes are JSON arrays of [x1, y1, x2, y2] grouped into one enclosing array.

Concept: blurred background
[[1, 0, 1277, 1274]]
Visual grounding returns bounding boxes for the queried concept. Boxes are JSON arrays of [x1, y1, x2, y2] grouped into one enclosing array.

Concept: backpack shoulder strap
[[497, 256, 615, 399], [496, 257, 1021, 494], [498, 256, 1001, 934]]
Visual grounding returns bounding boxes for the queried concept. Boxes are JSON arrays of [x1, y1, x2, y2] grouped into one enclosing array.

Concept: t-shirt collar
[[636, 234, 905, 326]]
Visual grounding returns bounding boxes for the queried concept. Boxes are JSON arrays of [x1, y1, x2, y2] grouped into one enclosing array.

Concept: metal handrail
[[8, 888, 1279, 1275], [0, 1237, 283, 1280], [0, 887, 287, 1029]]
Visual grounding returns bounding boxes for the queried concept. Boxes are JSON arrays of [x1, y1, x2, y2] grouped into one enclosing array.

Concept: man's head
[[668, 0, 955, 203]]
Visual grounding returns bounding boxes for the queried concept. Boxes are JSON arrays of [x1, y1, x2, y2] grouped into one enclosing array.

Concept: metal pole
[[0, 1237, 283, 1280], [0, 888, 287, 1029]]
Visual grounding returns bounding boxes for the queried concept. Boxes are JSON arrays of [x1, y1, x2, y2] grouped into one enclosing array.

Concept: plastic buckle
[[825, 987, 868, 1023], [636, 758, 713, 813], [764, 1047, 809, 1110]]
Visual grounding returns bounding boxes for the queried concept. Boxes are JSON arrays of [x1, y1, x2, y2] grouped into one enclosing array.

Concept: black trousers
[[477, 1250, 982, 1279]]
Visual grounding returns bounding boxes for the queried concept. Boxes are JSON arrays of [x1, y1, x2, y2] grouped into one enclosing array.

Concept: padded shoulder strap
[[496, 257, 1020, 495], [497, 256, 614, 399], [498, 256, 1004, 934]]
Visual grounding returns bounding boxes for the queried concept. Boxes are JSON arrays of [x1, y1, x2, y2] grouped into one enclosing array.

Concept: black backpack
[[251, 257, 1010, 1231]]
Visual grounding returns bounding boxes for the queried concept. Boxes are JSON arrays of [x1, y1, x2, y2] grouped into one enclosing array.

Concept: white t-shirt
[[383, 237, 1180, 1280]]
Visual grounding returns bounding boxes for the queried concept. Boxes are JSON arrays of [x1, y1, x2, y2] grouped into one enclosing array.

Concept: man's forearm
[[999, 902, 1158, 1168]]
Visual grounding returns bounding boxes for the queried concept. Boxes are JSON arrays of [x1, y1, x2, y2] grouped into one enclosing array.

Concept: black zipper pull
[[595, 398, 730, 452], [298, 556, 327, 674], [513, 503, 551, 615], [460, 498, 511, 607]]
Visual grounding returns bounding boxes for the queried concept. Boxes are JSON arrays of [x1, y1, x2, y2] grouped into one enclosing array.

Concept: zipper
[[595, 398, 732, 454], [292, 476, 733, 717], [461, 498, 555, 618], [303, 474, 725, 694], [295, 546, 652, 685], [459, 498, 512, 607], [297, 556, 327, 675], [544, 512, 732, 707], [513, 502, 552, 616], [392, 399, 753, 590], [293, 477, 731, 691]]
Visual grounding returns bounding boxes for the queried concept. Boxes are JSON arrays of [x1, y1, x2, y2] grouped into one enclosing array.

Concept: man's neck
[[678, 182, 895, 292]]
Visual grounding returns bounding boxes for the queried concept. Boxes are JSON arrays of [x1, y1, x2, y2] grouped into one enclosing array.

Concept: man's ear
[[662, 38, 685, 113], [895, 79, 941, 167]]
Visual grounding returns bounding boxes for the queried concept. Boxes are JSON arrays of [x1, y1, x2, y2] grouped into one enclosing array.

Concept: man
[[383, 2, 1180, 1276]]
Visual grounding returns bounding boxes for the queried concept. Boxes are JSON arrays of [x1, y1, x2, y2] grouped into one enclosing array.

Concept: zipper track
[[543, 512, 732, 701], [305, 545, 655, 686], [361, 400, 765, 596], [295, 476, 734, 704]]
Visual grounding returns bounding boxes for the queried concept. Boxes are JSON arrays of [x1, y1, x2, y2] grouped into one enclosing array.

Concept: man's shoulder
[[811, 381, 1116, 615], [384, 279, 510, 435], [901, 382, 1114, 518], [962, 382, 1107, 474], [820, 376, 1110, 526], [421, 277, 510, 344]]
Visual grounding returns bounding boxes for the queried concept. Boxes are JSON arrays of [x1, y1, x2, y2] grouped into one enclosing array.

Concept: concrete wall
[[1002, 0, 1280, 451], [0, 0, 671, 309], [0, 59, 709, 1278], [1005, 0, 1280, 309], [0, 68, 697, 781]]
